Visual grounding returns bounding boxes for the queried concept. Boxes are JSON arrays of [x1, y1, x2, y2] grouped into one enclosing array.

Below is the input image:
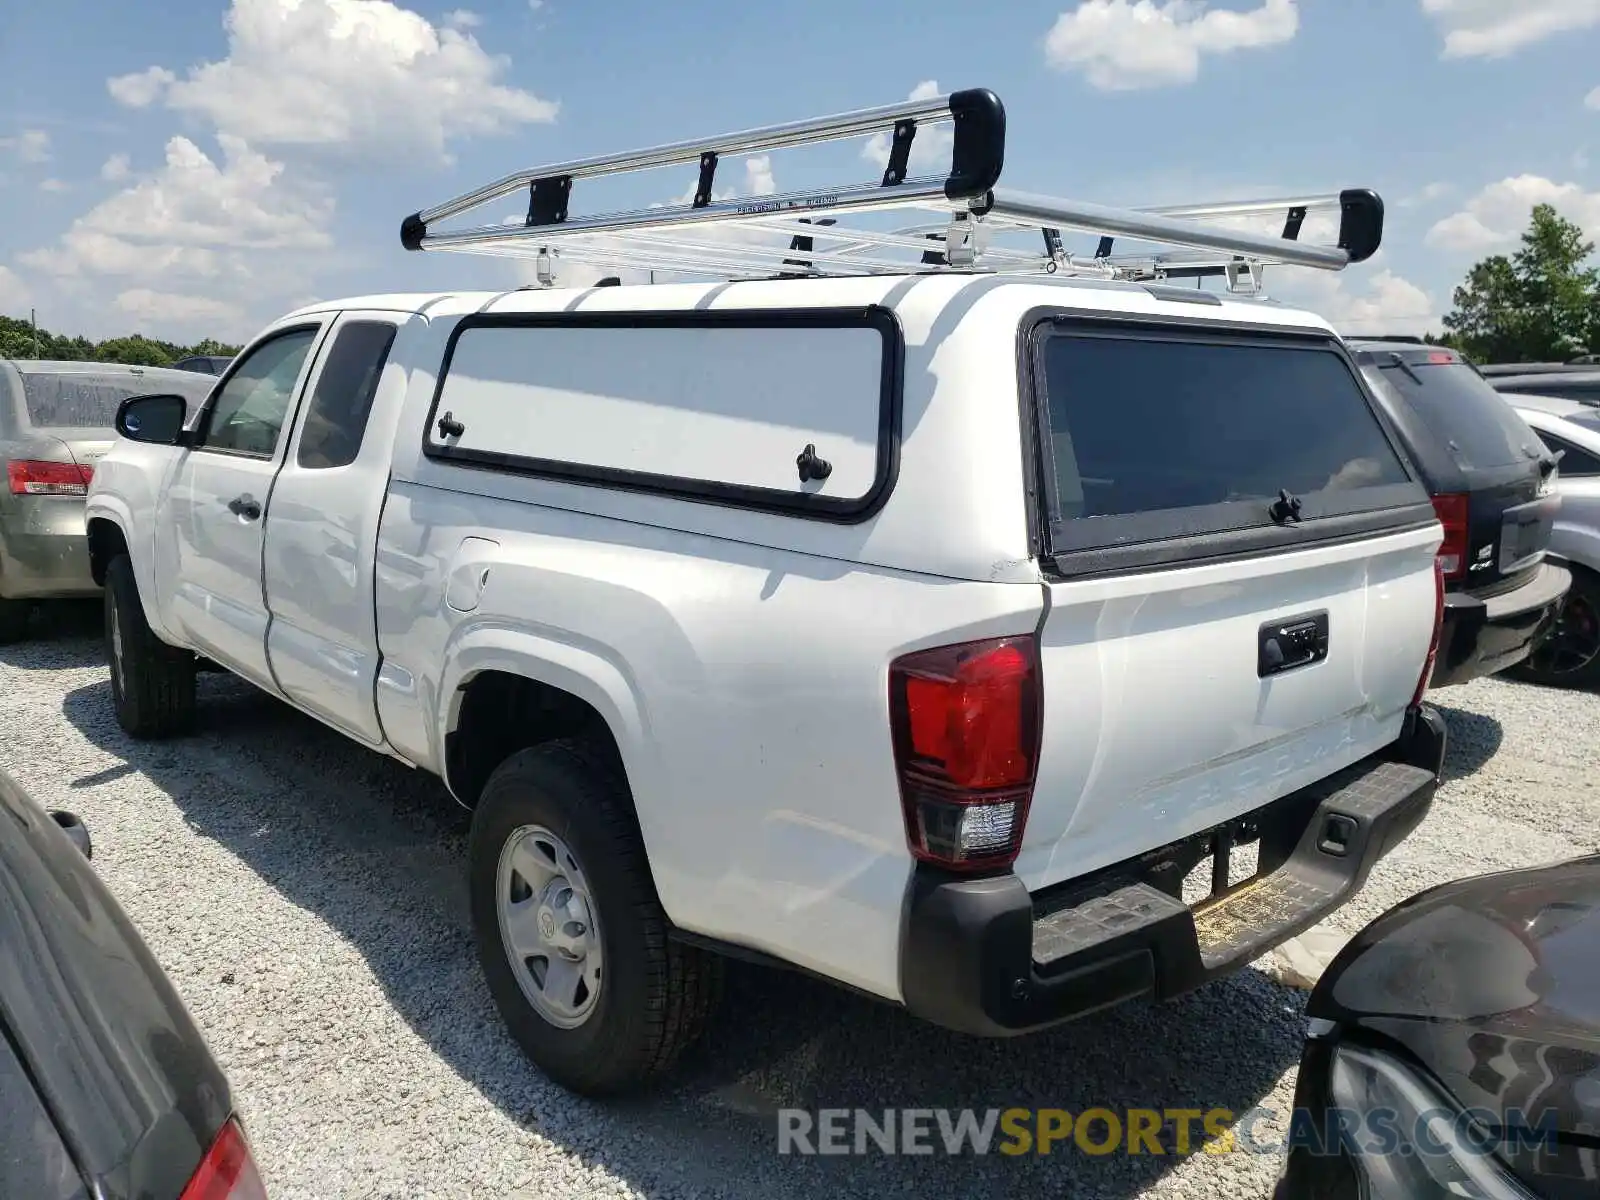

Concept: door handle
[[227, 495, 262, 521]]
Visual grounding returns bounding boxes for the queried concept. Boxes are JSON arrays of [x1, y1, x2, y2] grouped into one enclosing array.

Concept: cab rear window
[[1035, 324, 1416, 561]]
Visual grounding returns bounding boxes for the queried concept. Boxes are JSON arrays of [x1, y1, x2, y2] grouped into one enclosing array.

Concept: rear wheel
[[1510, 568, 1600, 689], [0, 597, 29, 645], [105, 555, 196, 737], [468, 741, 722, 1096]]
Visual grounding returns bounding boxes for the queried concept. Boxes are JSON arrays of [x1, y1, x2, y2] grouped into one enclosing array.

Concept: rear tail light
[[179, 1118, 267, 1200], [1431, 493, 1469, 582], [889, 635, 1041, 872], [6, 459, 93, 496], [1413, 559, 1446, 706]]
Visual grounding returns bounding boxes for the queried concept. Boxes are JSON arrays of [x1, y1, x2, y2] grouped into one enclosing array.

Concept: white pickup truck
[[85, 93, 1450, 1096]]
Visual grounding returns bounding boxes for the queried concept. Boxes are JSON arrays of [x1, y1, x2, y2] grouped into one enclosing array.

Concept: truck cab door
[[166, 323, 325, 692], [261, 313, 405, 746]]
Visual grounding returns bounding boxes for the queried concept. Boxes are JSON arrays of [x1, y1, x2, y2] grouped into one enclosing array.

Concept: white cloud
[[1044, 0, 1299, 90], [0, 129, 51, 163], [101, 153, 131, 182], [107, 66, 176, 107], [1273, 255, 1440, 336], [1422, 0, 1600, 59], [0, 266, 30, 314], [1425, 175, 1600, 252], [1585, 84, 1600, 109], [1398, 181, 1455, 208], [442, 9, 481, 27], [861, 80, 953, 177], [106, 0, 557, 163], [25, 135, 331, 275], [39, 179, 69, 193], [21, 135, 332, 339], [114, 288, 249, 329]]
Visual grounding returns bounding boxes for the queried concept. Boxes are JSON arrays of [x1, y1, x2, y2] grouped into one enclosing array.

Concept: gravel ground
[[2, 604, 1597, 1200]]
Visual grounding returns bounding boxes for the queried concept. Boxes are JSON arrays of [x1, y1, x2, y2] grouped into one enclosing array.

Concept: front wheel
[[1509, 569, 1600, 689], [468, 741, 722, 1096], [105, 555, 197, 737]]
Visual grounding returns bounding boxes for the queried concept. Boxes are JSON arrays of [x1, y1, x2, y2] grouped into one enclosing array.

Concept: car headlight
[[1330, 1043, 1540, 1200]]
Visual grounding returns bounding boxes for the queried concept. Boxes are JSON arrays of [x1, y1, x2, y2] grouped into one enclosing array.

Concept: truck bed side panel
[[373, 484, 1043, 1001]]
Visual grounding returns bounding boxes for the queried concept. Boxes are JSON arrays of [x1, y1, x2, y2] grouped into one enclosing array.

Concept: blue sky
[[1, 0, 1598, 342]]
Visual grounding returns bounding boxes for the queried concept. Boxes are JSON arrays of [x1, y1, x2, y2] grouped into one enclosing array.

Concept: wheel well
[[446, 670, 625, 808], [86, 519, 129, 587]]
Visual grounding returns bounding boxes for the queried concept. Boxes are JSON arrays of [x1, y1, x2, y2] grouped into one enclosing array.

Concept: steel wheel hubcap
[[495, 825, 603, 1029]]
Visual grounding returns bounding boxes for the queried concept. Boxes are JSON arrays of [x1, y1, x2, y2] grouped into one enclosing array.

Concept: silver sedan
[[0, 360, 214, 643], [1506, 392, 1600, 686]]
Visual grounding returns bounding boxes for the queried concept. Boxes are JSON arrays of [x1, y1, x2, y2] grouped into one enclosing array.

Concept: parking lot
[[2, 605, 1597, 1200]]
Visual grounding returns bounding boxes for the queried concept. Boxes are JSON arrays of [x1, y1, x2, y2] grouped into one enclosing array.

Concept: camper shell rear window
[[1027, 316, 1428, 573]]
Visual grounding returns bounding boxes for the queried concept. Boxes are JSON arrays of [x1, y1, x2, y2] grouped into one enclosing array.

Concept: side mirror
[[115, 393, 191, 446]]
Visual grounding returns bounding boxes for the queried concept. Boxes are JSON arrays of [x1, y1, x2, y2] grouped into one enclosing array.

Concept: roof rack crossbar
[[401, 87, 1384, 285], [984, 190, 1351, 270]]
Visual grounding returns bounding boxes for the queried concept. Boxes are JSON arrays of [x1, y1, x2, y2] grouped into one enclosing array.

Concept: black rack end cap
[[400, 212, 427, 252], [944, 88, 1006, 201], [1338, 189, 1384, 264]]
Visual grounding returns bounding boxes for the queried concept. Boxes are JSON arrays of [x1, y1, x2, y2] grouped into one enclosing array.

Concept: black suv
[[1347, 340, 1571, 687]]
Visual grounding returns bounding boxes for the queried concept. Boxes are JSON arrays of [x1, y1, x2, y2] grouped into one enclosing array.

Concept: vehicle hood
[[1307, 856, 1600, 1145], [0, 768, 231, 1199]]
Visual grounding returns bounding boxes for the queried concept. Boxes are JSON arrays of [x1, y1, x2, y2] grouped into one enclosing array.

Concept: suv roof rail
[[1478, 362, 1589, 377], [1344, 334, 1427, 344], [401, 88, 1385, 294]]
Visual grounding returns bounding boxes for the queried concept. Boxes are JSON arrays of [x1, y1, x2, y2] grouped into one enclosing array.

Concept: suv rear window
[[17, 371, 214, 429], [1361, 353, 1542, 470], [1036, 327, 1414, 559]]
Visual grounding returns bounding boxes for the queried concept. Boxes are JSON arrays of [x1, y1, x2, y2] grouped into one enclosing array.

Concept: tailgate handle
[[1258, 611, 1329, 678]]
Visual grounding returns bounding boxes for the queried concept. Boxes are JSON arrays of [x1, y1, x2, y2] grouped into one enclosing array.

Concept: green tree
[[1443, 204, 1600, 363], [94, 335, 177, 367], [0, 311, 240, 366]]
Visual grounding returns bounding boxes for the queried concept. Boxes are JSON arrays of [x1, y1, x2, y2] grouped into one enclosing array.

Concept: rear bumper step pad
[[898, 705, 1447, 1037]]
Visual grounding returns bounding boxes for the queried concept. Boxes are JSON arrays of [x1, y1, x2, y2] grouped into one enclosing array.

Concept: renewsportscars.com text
[[776, 1106, 1558, 1159]]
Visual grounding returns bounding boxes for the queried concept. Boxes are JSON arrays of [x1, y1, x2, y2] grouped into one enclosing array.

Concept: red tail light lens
[[889, 636, 1041, 872], [1431, 493, 1469, 582], [7, 459, 93, 496], [1413, 559, 1446, 706], [179, 1118, 267, 1200]]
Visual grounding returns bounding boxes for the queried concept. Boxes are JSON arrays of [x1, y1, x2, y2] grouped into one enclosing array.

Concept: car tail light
[[1431, 493, 1469, 582], [1413, 559, 1446, 706], [179, 1118, 267, 1200], [6, 459, 93, 496], [889, 635, 1041, 872]]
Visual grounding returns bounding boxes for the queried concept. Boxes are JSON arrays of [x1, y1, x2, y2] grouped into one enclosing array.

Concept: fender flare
[[434, 623, 656, 807], [83, 501, 181, 645]]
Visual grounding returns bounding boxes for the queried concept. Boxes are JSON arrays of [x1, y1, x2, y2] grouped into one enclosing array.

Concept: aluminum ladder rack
[[401, 88, 1384, 293]]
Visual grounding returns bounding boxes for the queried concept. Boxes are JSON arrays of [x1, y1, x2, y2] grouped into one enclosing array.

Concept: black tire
[[468, 740, 722, 1096], [0, 597, 29, 645], [105, 554, 196, 737], [1508, 568, 1600, 690]]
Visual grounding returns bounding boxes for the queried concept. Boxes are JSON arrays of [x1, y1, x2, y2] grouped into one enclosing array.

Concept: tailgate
[[1467, 466, 1559, 586], [1017, 525, 1440, 890], [1018, 316, 1443, 893]]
